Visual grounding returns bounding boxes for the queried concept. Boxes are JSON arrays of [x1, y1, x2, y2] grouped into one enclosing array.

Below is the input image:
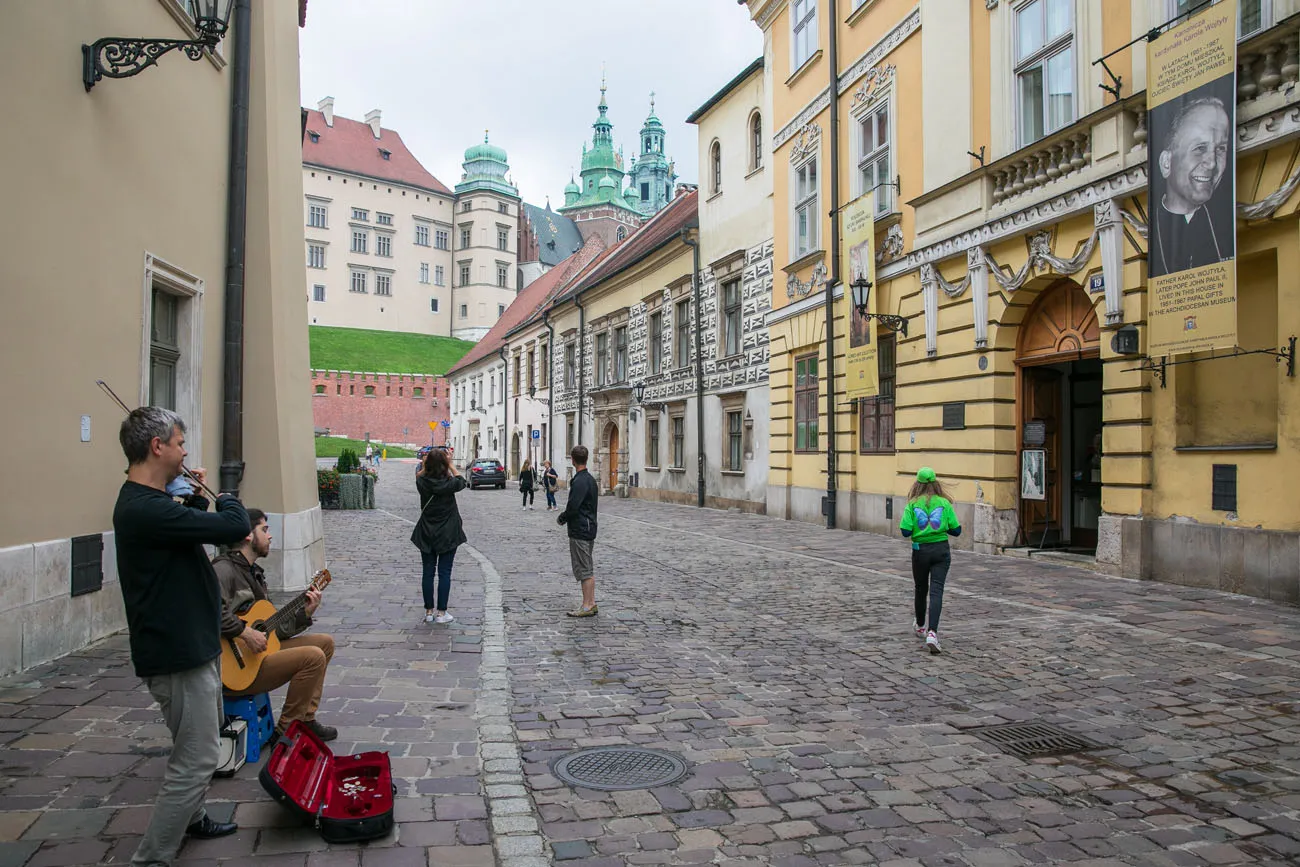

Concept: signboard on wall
[[1147, 0, 1237, 355], [842, 191, 879, 399]]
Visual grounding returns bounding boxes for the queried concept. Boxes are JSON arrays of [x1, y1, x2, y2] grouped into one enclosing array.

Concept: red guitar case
[[258, 720, 395, 843]]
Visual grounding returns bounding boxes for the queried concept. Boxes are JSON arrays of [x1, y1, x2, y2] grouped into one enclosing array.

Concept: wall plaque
[[942, 402, 966, 430], [1023, 420, 1047, 446]]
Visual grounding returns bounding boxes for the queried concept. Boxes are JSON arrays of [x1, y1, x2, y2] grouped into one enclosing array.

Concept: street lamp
[[633, 381, 646, 404], [850, 275, 908, 337], [83, 0, 235, 92]]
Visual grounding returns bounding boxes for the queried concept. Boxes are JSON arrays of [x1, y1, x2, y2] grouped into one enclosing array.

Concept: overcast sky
[[299, 1, 762, 206]]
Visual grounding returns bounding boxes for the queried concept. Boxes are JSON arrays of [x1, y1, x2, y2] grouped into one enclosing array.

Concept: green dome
[[623, 186, 640, 202], [564, 177, 580, 194], [598, 174, 617, 190], [465, 133, 507, 164]]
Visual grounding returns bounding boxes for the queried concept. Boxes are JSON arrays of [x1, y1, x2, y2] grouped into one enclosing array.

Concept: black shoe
[[305, 719, 338, 742], [186, 816, 238, 839]]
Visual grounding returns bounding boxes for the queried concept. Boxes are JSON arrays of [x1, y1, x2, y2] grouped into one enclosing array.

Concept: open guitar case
[[258, 720, 395, 843]]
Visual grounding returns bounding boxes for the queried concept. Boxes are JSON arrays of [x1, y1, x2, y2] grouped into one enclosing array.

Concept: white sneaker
[[434, 612, 455, 624], [926, 630, 942, 654], [529, 506, 535, 510], [913, 622, 926, 640], [423, 613, 434, 623]]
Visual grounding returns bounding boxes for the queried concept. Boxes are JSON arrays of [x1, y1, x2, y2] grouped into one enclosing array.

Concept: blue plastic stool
[[222, 693, 276, 763]]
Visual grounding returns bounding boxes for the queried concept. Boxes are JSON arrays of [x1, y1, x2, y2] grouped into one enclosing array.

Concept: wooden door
[[607, 426, 620, 489], [1020, 367, 1062, 543]]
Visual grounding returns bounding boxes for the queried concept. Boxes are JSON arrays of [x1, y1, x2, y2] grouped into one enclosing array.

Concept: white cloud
[[299, 0, 762, 206]]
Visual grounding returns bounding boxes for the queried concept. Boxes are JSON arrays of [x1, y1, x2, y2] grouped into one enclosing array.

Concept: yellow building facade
[[750, 0, 1300, 601]]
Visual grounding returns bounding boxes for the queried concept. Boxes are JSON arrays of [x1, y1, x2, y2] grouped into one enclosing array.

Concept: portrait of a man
[[1148, 77, 1236, 279]]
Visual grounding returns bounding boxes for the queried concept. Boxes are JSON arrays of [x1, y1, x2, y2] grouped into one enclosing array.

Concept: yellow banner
[[1147, 0, 1237, 355], [842, 192, 878, 400]]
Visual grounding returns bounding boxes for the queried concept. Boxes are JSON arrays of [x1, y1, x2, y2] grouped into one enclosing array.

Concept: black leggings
[[911, 541, 951, 632], [521, 488, 534, 506]]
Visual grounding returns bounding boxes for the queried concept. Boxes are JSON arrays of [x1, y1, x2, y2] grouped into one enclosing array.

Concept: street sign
[[531, 430, 540, 440], [440, 419, 451, 428], [428, 421, 438, 431]]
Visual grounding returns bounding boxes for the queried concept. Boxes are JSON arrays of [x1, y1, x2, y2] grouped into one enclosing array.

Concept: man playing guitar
[[214, 508, 338, 741]]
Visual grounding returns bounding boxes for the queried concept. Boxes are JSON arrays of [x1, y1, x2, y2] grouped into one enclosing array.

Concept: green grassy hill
[[309, 326, 473, 375]]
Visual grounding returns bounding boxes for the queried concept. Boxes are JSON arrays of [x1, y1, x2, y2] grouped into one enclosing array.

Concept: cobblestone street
[[1, 469, 1299, 865]]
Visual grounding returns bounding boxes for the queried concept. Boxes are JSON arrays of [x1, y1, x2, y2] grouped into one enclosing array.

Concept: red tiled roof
[[447, 237, 611, 377], [301, 109, 450, 195]]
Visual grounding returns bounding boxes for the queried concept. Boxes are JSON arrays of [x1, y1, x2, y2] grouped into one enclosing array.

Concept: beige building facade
[[0, 0, 322, 675]]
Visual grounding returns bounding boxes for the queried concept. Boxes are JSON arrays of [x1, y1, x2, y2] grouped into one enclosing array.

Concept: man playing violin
[[213, 509, 338, 741]]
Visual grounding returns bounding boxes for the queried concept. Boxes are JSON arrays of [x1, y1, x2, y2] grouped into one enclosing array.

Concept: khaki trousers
[[227, 633, 334, 725]]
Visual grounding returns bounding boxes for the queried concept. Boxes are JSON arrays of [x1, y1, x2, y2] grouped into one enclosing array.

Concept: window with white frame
[[710, 141, 722, 194], [671, 415, 685, 468], [430, 298, 440, 313], [496, 263, 508, 288], [415, 224, 430, 246], [459, 303, 468, 318], [498, 303, 505, 316], [352, 207, 369, 221], [858, 100, 892, 215], [791, 0, 818, 70], [435, 229, 449, 250], [497, 228, 509, 251], [1015, 0, 1074, 146], [307, 243, 326, 269], [460, 226, 472, 249], [376, 212, 393, 226], [793, 156, 819, 257], [726, 409, 744, 471], [462, 200, 472, 213], [375, 273, 392, 296], [351, 229, 368, 254], [435, 265, 445, 286], [647, 418, 661, 468], [419, 263, 430, 284], [721, 279, 743, 357], [350, 270, 367, 293], [499, 202, 509, 214], [150, 288, 181, 410], [459, 263, 471, 286], [312, 284, 325, 302], [750, 112, 763, 170], [308, 203, 327, 228], [376, 233, 392, 257]]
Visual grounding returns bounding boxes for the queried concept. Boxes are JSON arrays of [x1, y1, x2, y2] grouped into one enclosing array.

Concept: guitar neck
[[263, 591, 310, 635]]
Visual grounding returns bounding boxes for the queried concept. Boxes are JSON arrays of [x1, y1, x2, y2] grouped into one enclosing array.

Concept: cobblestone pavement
[[1, 480, 1299, 866]]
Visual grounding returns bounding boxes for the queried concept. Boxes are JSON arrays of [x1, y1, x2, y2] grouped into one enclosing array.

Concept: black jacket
[[557, 468, 598, 540], [411, 473, 469, 554], [519, 468, 535, 492], [213, 551, 311, 641], [113, 482, 251, 678]]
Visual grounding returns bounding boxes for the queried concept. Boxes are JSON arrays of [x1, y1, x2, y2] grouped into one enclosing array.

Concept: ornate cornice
[[754, 0, 787, 31], [1238, 104, 1300, 155], [837, 6, 920, 95], [774, 89, 832, 151]]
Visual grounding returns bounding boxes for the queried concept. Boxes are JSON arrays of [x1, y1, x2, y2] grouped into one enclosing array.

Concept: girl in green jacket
[[899, 467, 962, 654]]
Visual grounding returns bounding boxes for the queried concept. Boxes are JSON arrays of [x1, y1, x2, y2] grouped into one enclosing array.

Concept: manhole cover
[[966, 722, 1100, 758], [551, 747, 689, 791]]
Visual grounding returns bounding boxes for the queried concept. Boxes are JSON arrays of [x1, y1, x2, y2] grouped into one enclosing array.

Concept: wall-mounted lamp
[[850, 276, 908, 337], [1110, 324, 1140, 356], [82, 0, 235, 92], [631, 381, 664, 413]]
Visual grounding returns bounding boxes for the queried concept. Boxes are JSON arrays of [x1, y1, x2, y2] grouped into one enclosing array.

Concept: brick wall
[[311, 370, 450, 446]]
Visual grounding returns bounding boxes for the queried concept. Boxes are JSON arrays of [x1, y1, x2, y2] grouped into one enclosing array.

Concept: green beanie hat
[[916, 467, 936, 483]]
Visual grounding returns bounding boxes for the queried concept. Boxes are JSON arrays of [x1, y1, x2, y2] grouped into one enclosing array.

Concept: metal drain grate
[[966, 722, 1100, 758], [552, 747, 689, 791]]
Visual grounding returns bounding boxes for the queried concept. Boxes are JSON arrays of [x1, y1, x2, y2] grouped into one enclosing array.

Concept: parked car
[[467, 458, 506, 489], [415, 444, 452, 461]]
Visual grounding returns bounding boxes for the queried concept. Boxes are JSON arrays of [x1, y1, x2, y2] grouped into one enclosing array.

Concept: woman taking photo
[[411, 449, 469, 624]]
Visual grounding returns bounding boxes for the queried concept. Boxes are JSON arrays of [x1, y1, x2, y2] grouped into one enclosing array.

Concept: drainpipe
[[680, 225, 706, 508], [543, 309, 556, 464], [576, 297, 587, 448], [823, 0, 842, 529], [498, 346, 509, 475], [219, 0, 252, 496]]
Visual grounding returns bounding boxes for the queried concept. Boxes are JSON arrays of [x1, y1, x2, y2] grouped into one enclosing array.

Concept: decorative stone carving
[[876, 222, 904, 266], [1239, 161, 1300, 220], [774, 91, 832, 151], [1238, 105, 1300, 154], [985, 0, 999, 8], [1095, 199, 1125, 325], [786, 260, 827, 299], [850, 64, 895, 115], [788, 123, 822, 163], [837, 7, 922, 95], [969, 247, 990, 349]]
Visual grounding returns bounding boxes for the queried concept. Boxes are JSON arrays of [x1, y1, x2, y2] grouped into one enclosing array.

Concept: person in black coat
[[411, 448, 468, 624], [519, 459, 536, 510]]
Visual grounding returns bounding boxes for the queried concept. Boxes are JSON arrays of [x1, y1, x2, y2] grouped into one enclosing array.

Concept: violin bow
[[95, 379, 222, 500]]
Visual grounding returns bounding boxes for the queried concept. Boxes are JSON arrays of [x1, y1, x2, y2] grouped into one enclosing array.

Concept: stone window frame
[[375, 231, 394, 258], [414, 223, 431, 247], [794, 351, 820, 454], [645, 413, 662, 471], [350, 228, 369, 254], [791, 150, 819, 260], [852, 85, 895, 216], [791, 0, 819, 72], [374, 272, 393, 297], [669, 403, 688, 471], [349, 269, 368, 294], [667, 275, 694, 371], [459, 223, 473, 250], [307, 242, 326, 269], [710, 251, 747, 361], [720, 392, 747, 474], [595, 331, 609, 387], [141, 253, 205, 460], [419, 262, 430, 284], [312, 284, 325, 302], [749, 110, 764, 173]]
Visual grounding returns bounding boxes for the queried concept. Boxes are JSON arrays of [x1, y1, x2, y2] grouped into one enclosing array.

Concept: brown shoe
[[566, 605, 598, 617], [305, 719, 338, 741]]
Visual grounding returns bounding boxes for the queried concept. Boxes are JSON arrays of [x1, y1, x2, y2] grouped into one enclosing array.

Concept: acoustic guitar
[[221, 569, 332, 693]]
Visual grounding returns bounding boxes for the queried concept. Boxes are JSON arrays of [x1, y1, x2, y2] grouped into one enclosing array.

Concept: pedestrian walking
[[557, 445, 599, 617], [411, 447, 469, 624], [113, 407, 252, 865], [365, 443, 374, 467], [519, 459, 536, 510], [899, 467, 962, 654], [542, 460, 559, 511]]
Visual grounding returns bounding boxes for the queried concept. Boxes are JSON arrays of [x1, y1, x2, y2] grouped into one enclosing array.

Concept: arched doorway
[[606, 424, 620, 490], [510, 432, 521, 478], [1015, 280, 1101, 550]]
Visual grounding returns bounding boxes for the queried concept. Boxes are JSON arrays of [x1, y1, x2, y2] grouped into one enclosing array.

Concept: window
[[567, 416, 576, 452], [794, 157, 819, 257], [376, 234, 392, 257], [671, 415, 685, 468], [352, 207, 369, 221], [413, 387, 425, 397], [614, 326, 628, 382], [308, 203, 327, 227], [858, 101, 892, 215], [415, 224, 430, 246], [540, 345, 549, 387], [351, 230, 368, 254], [461, 200, 472, 213], [375, 273, 392, 296], [596, 332, 608, 386], [435, 229, 449, 250], [459, 304, 468, 318], [377, 212, 393, 226], [722, 279, 742, 357], [513, 356, 521, 393], [460, 227, 472, 249], [312, 284, 325, 302], [641, 182, 650, 201], [617, 226, 627, 241], [792, 0, 818, 70], [527, 350, 535, 393], [315, 384, 326, 394], [497, 264, 508, 287], [435, 265, 445, 286], [499, 202, 509, 214], [1015, 0, 1074, 146], [350, 270, 367, 293], [430, 298, 440, 313], [459, 264, 471, 286], [497, 228, 509, 251], [565, 343, 576, 389], [795, 353, 820, 452], [419, 263, 430, 284], [710, 141, 722, 194], [649, 310, 664, 374], [751, 112, 763, 170], [647, 418, 661, 468], [859, 334, 897, 453], [307, 243, 326, 269], [675, 299, 691, 368], [364, 385, 375, 396], [150, 289, 180, 409], [498, 303, 505, 316], [727, 410, 744, 471], [1171, 0, 1268, 39]]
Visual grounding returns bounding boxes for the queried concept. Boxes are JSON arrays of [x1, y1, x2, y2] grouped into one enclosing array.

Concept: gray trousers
[[132, 657, 223, 867]]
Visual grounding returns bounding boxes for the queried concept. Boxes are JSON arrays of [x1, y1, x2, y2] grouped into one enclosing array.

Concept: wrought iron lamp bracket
[[82, 34, 218, 92]]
